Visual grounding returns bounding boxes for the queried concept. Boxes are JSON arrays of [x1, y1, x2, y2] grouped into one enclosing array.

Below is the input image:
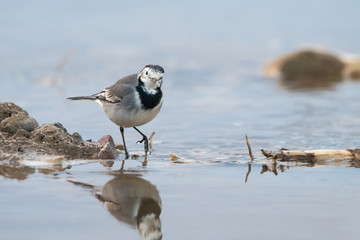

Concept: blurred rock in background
[[263, 49, 360, 89]]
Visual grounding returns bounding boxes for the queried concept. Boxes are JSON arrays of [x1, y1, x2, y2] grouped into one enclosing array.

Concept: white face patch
[[139, 67, 163, 90]]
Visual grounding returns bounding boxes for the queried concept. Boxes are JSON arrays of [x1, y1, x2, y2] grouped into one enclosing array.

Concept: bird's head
[[139, 65, 164, 90]]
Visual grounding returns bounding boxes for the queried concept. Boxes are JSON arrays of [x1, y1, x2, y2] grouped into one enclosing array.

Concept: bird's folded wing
[[95, 74, 138, 104]]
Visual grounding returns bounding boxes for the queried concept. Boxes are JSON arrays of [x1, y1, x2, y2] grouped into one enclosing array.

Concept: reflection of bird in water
[[68, 174, 162, 240]]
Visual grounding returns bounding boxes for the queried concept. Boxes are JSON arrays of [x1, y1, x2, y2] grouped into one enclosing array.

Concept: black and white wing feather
[[96, 73, 138, 104], [68, 74, 138, 104]]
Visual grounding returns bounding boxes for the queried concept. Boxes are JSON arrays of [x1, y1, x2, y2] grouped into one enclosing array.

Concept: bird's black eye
[[146, 71, 148, 75]]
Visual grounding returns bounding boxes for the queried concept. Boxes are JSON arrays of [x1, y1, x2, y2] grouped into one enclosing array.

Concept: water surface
[[1, 1, 360, 239]]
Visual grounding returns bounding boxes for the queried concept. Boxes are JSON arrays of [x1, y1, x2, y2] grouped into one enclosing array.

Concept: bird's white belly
[[101, 101, 162, 128]]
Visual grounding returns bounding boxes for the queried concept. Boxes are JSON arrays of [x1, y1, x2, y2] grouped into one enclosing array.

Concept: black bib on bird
[[136, 79, 162, 110]]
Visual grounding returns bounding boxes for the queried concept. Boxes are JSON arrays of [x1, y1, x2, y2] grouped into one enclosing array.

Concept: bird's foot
[[136, 135, 147, 144], [136, 136, 149, 154]]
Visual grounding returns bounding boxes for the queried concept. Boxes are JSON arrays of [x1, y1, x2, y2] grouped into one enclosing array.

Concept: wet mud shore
[[0, 102, 120, 161]]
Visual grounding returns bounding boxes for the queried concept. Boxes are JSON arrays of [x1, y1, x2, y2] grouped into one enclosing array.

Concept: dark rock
[[71, 132, 83, 145], [31, 124, 74, 146], [97, 135, 118, 159], [280, 50, 344, 77], [0, 102, 37, 138], [0, 102, 27, 122], [53, 122, 67, 133], [1, 112, 39, 134], [38, 133, 45, 140], [263, 49, 348, 89], [27, 124, 99, 159], [280, 50, 344, 89]]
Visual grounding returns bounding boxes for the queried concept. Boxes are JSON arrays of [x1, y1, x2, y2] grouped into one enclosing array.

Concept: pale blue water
[[1, 1, 360, 239], [1, 161, 360, 240]]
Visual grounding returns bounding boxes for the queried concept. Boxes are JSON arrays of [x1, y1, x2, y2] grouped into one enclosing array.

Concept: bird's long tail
[[67, 96, 96, 101]]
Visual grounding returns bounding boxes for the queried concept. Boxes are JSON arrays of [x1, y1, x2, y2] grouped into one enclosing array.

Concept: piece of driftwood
[[261, 148, 360, 167]]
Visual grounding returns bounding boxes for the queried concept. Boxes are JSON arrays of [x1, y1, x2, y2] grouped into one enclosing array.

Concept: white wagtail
[[68, 65, 164, 160]]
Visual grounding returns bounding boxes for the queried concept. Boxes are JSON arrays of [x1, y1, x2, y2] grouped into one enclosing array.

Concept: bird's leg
[[133, 127, 149, 158], [120, 127, 130, 159], [120, 160, 125, 171]]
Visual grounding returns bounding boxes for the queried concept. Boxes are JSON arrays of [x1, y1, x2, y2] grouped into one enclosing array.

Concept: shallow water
[[1, 1, 360, 239], [1, 161, 360, 240]]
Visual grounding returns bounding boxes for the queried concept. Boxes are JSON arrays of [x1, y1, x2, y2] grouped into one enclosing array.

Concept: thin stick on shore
[[245, 135, 254, 162]]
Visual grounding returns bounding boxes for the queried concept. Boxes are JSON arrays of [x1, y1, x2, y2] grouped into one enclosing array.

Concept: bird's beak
[[151, 77, 162, 85]]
